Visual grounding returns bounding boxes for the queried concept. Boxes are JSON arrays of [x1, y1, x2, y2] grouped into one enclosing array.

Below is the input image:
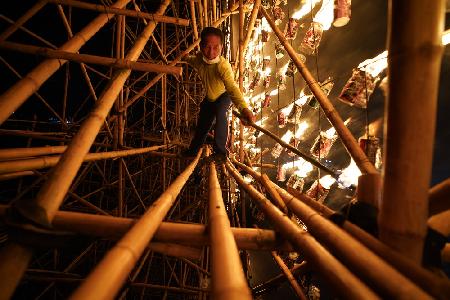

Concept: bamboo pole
[[0, 0, 132, 126], [0, 41, 182, 76], [233, 111, 335, 175], [197, 0, 204, 30], [428, 210, 450, 237], [356, 174, 382, 208], [225, 163, 379, 300], [261, 174, 288, 214], [259, 7, 377, 175], [208, 161, 251, 299], [149, 243, 202, 260], [0, 146, 67, 160], [0, 145, 167, 174], [429, 178, 450, 216], [0, 171, 36, 181], [379, 0, 445, 263], [0, 0, 47, 41], [238, 0, 245, 163], [232, 158, 450, 299], [120, 2, 241, 112], [189, 0, 199, 47], [47, 0, 189, 26], [69, 149, 202, 299], [271, 252, 307, 300]]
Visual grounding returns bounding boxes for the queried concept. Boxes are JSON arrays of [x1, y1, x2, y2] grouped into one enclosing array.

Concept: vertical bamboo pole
[[259, 7, 377, 175], [0, 0, 132, 126], [212, 0, 217, 22], [189, 0, 199, 48], [271, 251, 307, 300], [197, 0, 204, 31], [209, 161, 251, 299], [69, 151, 202, 300], [161, 22, 167, 189], [203, 0, 209, 26], [357, 174, 382, 208], [379, 0, 445, 263], [238, 0, 245, 164], [116, 14, 125, 217]]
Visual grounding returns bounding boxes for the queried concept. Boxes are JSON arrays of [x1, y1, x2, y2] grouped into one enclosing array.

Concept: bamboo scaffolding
[[379, 0, 445, 263], [47, 0, 189, 26], [0, 145, 67, 160], [259, 7, 377, 175], [271, 251, 307, 300], [208, 160, 251, 299], [120, 2, 241, 112], [0, 170, 36, 181], [225, 162, 380, 300], [0, 0, 47, 41], [429, 178, 450, 216], [232, 158, 450, 299], [428, 210, 450, 237], [261, 173, 288, 214], [149, 243, 202, 260], [69, 149, 201, 299], [233, 111, 335, 175], [356, 174, 382, 208], [0, 41, 182, 76], [189, 0, 199, 44], [0, 145, 167, 174], [0, 0, 132, 126]]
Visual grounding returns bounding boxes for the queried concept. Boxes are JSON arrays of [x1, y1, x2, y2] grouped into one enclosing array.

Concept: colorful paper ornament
[[300, 22, 324, 55], [262, 94, 271, 108], [272, 6, 285, 25], [284, 18, 300, 40], [271, 143, 283, 158], [287, 173, 305, 192], [277, 111, 287, 127], [333, 0, 351, 27], [338, 68, 379, 108], [310, 132, 337, 158], [275, 43, 285, 59], [305, 180, 330, 203], [277, 164, 286, 182]]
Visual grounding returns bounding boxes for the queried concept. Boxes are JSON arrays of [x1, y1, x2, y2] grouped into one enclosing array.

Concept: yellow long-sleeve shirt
[[185, 53, 248, 111]]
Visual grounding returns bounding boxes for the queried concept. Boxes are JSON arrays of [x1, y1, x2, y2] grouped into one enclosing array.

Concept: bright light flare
[[358, 50, 388, 78], [442, 29, 450, 45], [313, 0, 334, 30], [338, 159, 362, 188], [292, 0, 321, 20], [295, 90, 310, 106], [281, 130, 293, 143], [295, 121, 309, 138], [283, 158, 314, 177], [319, 175, 336, 189]]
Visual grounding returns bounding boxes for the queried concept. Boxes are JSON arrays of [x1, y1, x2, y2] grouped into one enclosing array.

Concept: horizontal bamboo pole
[[259, 6, 377, 175], [233, 111, 336, 175], [208, 161, 251, 299], [69, 149, 202, 300], [149, 242, 201, 260], [225, 162, 379, 300], [47, 0, 189, 26], [0, 205, 292, 251], [0, 0, 132, 126], [0, 145, 167, 174], [429, 178, 450, 216], [0, 145, 67, 160], [0, 41, 182, 76], [232, 158, 450, 299], [0, 171, 36, 181]]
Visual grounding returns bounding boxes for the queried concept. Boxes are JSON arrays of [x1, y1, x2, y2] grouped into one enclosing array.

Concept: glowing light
[[292, 0, 321, 20], [319, 175, 336, 189], [261, 17, 272, 32], [295, 90, 310, 106], [255, 116, 269, 127], [324, 126, 336, 139], [358, 50, 388, 78], [313, 0, 334, 30], [270, 89, 279, 96], [338, 159, 362, 188], [295, 121, 309, 138], [283, 158, 313, 177], [442, 29, 450, 45], [281, 130, 293, 143]]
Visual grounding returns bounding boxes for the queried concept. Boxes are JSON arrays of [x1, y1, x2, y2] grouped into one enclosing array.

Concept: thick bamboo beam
[[47, 0, 189, 26], [225, 162, 379, 300], [379, 0, 445, 263], [0, 145, 167, 174], [271, 252, 307, 300], [261, 174, 288, 214], [356, 174, 382, 208], [0, 171, 36, 181], [0, 41, 182, 76], [233, 111, 335, 175], [428, 210, 450, 237], [429, 178, 450, 216], [0, 0, 47, 41], [259, 7, 377, 175], [233, 158, 450, 299], [208, 161, 251, 299], [0, 145, 67, 160], [189, 0, 199, 44], [0, 0, 132, 126], [69, 149, 202, 299], [149, 243, 202, 260]]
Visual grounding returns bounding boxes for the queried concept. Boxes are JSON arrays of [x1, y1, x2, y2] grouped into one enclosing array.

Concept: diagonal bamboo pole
[[232, 159, 450, 300], [0, 0, 132, 126], [225, 162, 379, 300], [0, 41, 182, 76], [271, 251, 307, 300], [379, 0, 445, 263], [259, 6, 377, 175], [47, 0, 189, 26], [0, 145, 167, 174], [69, 150, 202, 299], [208, 161, 251, 299], [429, 178, 450, 216]]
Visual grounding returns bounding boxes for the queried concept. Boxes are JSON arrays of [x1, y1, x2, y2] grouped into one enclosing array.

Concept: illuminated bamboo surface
[[69, 149, 202, 300]]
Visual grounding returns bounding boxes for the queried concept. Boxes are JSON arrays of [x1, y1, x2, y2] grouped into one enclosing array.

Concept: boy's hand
[[240, 108, 255, 126]]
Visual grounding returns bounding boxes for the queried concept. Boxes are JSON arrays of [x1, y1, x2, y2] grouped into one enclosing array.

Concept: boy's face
[[201, 34, 223, 60]]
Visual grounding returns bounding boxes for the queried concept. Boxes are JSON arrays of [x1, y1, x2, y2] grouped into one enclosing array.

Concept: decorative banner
[[275, 43, 285, 59], [308, 77, 334, 108], [286, 136, 299, 157], [310, 132, 337, 158], [248, 71, 261, 92], [272, 6, 285, 25], [277, 72, 287, 90], [262, 57, 271, 70], [261, 30, 270, 42], [359, 135, 381, 168], [305, 180, 330, 203], [338, 68, 379, 108], [277, 164, 286, 182], [284, 18, 300, 40], [333, 0, 351, 27], [287, 104, 303, 124], [277, 111, 287, 127], [287, 173, 305, 192], [263, 75, 271, 88], [300, 22, 324, 55], [271, 143, 283, 158], [262, 94, 271, 108]]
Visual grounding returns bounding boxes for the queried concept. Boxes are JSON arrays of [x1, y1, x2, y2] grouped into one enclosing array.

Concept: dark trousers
[[189, 93, 231, 155]]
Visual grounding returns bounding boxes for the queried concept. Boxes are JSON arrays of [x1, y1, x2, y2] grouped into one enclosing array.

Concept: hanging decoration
[[276, 71, 287, 90], [287, 173, 305, 192], [338, 68, 379, 108], [359, 135, 381, 168], [275, 43, 285, 59], [305, 180, 330, 203], [308, 77, 334, 108], [271, 143, 283, 158], [333, 0, 352, 27], [310, 131, 337, 158], [300, 22, 324, 55], [262, 93, 271, 108], [272, 6, 285, 25], [284, 18, 300, 40], [276, 164, 286, 181]]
